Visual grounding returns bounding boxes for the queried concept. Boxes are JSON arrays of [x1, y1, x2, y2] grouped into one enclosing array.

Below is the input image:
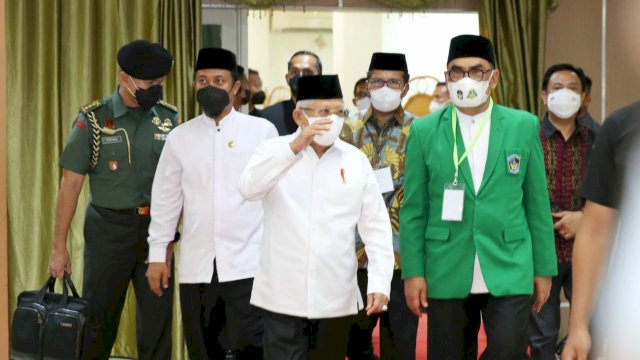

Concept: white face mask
[[547, 88, 582, 119], [429, 100, 448, 113], [355, 97, 371, 113], [370, 86, 402, 112], [447, 71, 493, 108], [305, 114, 345, 146]]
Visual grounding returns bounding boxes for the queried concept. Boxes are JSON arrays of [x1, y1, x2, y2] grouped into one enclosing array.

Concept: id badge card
[[373, 167, 395, 193], [442, 182, 465, 221]]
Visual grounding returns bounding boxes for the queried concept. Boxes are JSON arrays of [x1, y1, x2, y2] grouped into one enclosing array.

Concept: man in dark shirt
[[577, 74, 600, 132], [530, 64, 598, 360], [561, 102, 640, 359], [258, 50, 322, 135]]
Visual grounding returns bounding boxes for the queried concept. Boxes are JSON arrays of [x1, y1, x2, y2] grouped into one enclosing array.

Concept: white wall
[[248, 10, 479, 111]]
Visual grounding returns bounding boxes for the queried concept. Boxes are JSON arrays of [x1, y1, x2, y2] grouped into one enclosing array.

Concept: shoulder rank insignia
[[80, 99, 103, 114], [157, 100, 178, 112]]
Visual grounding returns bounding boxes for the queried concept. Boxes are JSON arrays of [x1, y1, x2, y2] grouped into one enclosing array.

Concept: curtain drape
[[7, 1, 200, 358], [478, 0, 550, 115]]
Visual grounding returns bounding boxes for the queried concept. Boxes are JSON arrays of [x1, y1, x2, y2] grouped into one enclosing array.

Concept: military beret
[[447, 34, 496, 66], [297, 75, 343, 101], [117, 40, 173, 80], [368, 52, 408, 73]]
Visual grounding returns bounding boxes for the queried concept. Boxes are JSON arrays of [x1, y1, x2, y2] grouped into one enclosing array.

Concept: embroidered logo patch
[[507, 154, 521, 174]]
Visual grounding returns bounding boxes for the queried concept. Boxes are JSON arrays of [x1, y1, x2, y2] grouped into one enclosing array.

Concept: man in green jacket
[[400, 34, 557, 360]]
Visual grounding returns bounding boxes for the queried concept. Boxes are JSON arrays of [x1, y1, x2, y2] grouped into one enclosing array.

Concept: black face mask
[[127, 77, 164, 110], [241, 89, 250, 105], [197, 86, 231, 118], [288, 73, 301, 98], [134, 85, 163, 110], [251, 90, 266, 105]]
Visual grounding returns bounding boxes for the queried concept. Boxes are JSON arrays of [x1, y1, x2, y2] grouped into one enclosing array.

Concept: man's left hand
[[532, 276, 552, 313], [552, 211, 583, 240], [366, 293, 389, 315]]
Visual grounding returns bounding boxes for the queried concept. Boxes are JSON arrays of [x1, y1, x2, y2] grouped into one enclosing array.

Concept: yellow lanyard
[[451, 98, 493, 185]]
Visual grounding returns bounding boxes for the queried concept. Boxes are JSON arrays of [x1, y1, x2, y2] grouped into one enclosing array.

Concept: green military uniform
[[60, 88, 179, 360], [61, 89, 178, 208]]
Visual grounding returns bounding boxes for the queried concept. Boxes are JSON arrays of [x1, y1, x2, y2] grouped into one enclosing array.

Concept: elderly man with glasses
[[342, 52, 419, 360], [239, 74, 394, 360], [400, 34, 557, 359]]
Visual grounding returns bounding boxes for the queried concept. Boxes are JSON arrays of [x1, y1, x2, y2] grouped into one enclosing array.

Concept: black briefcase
[[11, 273, 91, 360]]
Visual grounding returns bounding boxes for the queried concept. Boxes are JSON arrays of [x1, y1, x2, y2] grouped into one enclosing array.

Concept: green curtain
[[478, 0, 551, 115], [159, 0, 202, 122], [7, 0, 200, 358]]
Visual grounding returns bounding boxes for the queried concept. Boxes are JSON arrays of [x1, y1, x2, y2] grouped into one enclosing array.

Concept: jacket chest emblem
[[507, 154, 521, 174]]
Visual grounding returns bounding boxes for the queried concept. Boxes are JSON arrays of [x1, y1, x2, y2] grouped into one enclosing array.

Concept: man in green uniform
[[47, 40, 179, 360]]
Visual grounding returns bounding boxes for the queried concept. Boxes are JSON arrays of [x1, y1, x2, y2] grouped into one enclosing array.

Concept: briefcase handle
[[35, 272, 82, 307]]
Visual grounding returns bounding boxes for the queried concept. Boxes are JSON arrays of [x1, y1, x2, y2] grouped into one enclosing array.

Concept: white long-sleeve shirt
[[238, 133, 394, 318], [148, 109, 278, 283], [457, 107, 491, 293]]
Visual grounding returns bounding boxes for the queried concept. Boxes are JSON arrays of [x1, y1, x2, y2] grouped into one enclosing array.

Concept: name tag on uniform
[[154, 133, 168, 141], [374, 167, 394, 193], [102, 135, 122, 145], [442, 182, 465, 221]]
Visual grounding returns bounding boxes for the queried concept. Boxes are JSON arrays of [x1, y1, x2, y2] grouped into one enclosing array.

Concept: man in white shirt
[[239, 75, 394, 360], [146, 48, 278, 359]]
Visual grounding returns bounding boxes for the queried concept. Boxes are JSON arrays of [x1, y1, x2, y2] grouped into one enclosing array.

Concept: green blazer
[[400, 103, 557, 298]]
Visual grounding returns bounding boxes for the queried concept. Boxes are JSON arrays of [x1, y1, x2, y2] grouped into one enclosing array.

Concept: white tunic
[[148, 109, 278, 283], [457, 108, 491, 293], [239, 133, 394, 319]]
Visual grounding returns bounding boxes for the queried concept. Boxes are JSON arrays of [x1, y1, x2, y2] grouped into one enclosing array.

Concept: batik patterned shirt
[[341, 107, 416, 269], [540, 115, 598, 264]]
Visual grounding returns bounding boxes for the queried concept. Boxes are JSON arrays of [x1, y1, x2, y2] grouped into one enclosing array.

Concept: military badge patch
[[152, 117, 173, 132], [507, 154, 521, 174]]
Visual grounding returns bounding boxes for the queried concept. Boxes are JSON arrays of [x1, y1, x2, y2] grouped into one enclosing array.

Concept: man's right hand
[[48, 246, 71, 279], [404, 276, 428, 317], [561, 326, 591, 360], [146, 262, 170, 297], [289, 118, 332, 154]]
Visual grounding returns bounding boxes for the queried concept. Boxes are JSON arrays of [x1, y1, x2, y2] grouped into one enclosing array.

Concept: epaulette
[[80, 99, 104, 114], [157, 100, 178, 113]]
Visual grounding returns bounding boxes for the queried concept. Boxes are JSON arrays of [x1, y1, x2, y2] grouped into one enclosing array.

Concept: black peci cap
[[368, 52, 408, 72], [117, 40, 173, 80], [297, 75, 343, 101], [447, 34, 496, 66]]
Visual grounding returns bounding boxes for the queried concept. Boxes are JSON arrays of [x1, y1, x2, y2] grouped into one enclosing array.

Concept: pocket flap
[[503, 226, 528, 242], [425, 226, 450, 241]]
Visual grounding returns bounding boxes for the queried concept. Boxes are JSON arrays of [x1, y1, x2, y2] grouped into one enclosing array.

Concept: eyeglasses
[[446, 68, 493, 82], [300, 107, 349, 118], [368, 78, 405, 90]]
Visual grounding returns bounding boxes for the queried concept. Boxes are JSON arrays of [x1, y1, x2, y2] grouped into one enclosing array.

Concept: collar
[[455, 106, 491, 127], [202, 107, 236, 128], [541, 114, 583, 139], [363, 106, 406, 127], [112, 87, 129, 118]]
